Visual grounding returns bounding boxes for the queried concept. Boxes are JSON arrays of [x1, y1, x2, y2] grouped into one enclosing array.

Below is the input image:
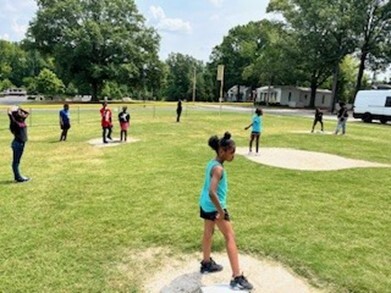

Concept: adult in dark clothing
[[335, 102, 349, 135], [176, 99, 182, 122], [311, 107, 324, 133], [8, 106, 30, 182]]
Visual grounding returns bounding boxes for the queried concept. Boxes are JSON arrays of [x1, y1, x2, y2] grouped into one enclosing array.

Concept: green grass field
[[0, 103, 390, 292]]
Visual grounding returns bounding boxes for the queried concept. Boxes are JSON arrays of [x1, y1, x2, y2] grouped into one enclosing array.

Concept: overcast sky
[[0, 0, 269, 62]]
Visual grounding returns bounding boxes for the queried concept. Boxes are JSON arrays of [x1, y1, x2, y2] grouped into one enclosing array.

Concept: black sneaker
[[230, 274, 253, 291], [200, 258, 223, 274], [15, 177, 31, 183]]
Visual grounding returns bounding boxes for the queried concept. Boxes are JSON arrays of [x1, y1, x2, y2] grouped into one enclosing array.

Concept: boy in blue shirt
[[59, 103, 71, 141]]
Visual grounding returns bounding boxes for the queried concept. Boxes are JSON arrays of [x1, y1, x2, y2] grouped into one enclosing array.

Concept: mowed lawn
[[0, 103, 390, 292]]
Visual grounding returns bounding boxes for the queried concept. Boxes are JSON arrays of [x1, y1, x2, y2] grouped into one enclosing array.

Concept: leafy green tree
[[0, 40, 30, 87], [28, 0, 160, 101], [165, 53, 203, 101], [209, 21, 264, 95], [354, 0, 391, 94], [35, 68, 65, 95], [268, 0, 361, 108], [0, 79, 15, 92], [241, 20, 303, 94]]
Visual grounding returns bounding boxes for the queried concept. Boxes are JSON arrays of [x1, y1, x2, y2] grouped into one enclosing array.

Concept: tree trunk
[[309, 78, 317, 108], [354, 50, 368, 100], [330, 63, 340, 113], [91, 81, 99, 102]]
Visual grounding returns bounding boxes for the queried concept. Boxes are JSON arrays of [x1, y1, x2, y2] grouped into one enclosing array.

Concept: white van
[[353, 90, 391, 124]]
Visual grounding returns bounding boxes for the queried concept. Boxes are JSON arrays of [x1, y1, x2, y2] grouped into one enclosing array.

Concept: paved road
[[0, 95, 29, 105], [193, 104, 340, 121]]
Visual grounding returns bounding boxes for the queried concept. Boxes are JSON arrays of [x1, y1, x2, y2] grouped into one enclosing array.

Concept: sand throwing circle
[[236, 147, 390, 171], [88, 137, 140, 148]]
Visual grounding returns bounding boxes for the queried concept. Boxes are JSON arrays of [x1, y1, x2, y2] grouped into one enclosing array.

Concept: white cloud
[[0, 33, 10, 40], [149, 5, 191, 34], [208, 0, 224, 7], [210, 14, 220, 21], [12, 19, 28, 37]]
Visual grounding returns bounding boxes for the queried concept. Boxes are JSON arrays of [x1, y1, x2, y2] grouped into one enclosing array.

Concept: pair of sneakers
[[200, 258, 253, 290]]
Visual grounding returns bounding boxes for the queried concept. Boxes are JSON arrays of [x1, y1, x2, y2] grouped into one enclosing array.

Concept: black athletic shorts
[[61, 123, 71, 130], [200, 207, 230, 221]]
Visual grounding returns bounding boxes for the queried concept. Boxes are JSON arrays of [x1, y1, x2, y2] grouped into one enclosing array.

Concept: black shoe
[[230, 274, 253, 291], [200, 258, 223, 274], [103, 141, 108, 144], [15, 177, 31, 183]]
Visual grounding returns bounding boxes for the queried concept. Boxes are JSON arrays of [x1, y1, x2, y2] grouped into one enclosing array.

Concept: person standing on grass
[[59, 103, 71, 141], [311, 107, 324, 133], [335, 102, 349, 135], [176, 98, 182, 122], [118, 106, 130, 142], [244, 108, 263, 155], [199, 132, 253, 291], [8, 106, 30, 183], [100, 102, 113, 143]]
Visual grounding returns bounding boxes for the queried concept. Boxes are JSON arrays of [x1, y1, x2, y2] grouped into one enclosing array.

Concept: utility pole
[[217, 65, 225, 114], [192, 67, 196, 104]]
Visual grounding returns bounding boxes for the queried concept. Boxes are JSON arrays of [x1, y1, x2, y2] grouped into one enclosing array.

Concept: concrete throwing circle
[[144, 252, 320, 293], [88, 137, 140, 148], [236, 147, 390, 171]]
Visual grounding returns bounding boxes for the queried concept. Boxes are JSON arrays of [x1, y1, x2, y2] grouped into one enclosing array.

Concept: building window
[[322, 95, 325, 104], [385, 97, 391, 107], [288, 92, 292, 101], [304, 94, 308, 100]]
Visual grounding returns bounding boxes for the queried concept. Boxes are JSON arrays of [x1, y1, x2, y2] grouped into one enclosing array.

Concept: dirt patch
[[139, 250, 323, 293], [88, 137, 140, 148], [236, 147, 390, 171]]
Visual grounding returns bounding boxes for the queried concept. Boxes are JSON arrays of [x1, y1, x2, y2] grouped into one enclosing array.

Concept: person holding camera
[[8, 106, 30, 183]]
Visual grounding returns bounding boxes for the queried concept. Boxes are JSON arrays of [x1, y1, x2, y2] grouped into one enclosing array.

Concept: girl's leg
[[249, 134, 254, 152], [202, 220, 215, 262], [124, 130, 127, 141], [63, 129, 68, 141], [102, 127, 108, 142], [107, 127, 112, 140], [255, 135, 260, 153], [120, 130, 123, 141], [320, 120, 324, 131], [215, 219, 240, 277]]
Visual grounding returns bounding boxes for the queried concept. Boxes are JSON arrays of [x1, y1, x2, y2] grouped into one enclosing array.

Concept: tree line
[[0, 0, 390, 105]]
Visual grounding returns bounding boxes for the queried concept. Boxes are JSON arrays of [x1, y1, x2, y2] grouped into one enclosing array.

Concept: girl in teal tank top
[[198, 132, 253, 291]]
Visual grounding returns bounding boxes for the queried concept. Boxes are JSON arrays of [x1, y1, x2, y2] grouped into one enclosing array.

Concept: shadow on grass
[[0, 179, 17, 185]]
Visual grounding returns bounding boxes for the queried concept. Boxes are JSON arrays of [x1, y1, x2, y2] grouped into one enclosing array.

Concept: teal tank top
[[199, 159, 228, 212]]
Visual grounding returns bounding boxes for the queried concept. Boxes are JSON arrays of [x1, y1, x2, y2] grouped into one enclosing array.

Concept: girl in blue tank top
[[198, 132, 253, 291], [244, 107, 263, 155]]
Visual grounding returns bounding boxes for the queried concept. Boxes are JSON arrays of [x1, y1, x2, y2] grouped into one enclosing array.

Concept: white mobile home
[[256, 86, 332, 108], [226, 85, 252, 102], [353, 90, 391, 124]]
